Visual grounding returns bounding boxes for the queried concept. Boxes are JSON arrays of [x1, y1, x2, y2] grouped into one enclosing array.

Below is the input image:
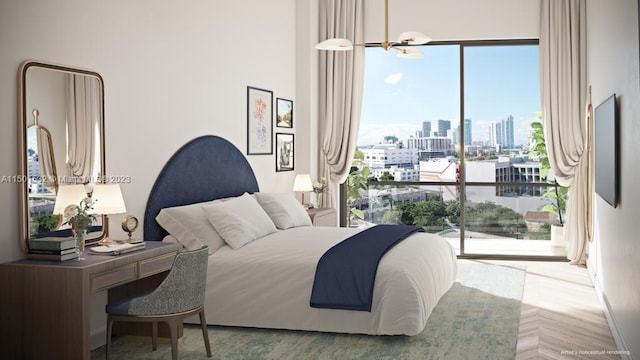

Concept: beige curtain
[[66, 74, 99, 182], [540, 0, 590, 264], [318, 0, 365, 212]]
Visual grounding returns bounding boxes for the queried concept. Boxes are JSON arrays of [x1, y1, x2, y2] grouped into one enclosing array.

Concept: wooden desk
[[0, 241, 181, 360]]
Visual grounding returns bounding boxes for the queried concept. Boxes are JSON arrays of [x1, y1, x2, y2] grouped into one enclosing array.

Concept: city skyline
[[358, 44, 540, 147]]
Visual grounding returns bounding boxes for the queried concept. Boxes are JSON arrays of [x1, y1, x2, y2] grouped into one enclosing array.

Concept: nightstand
[[306, 207, 337, 227]]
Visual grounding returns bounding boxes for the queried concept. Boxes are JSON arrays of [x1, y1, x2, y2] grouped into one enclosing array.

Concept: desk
[[0, 241, 181, 360]]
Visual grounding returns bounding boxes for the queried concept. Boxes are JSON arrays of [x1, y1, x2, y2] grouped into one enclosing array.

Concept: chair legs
[[167, 318, 180, 360], [199, 310, 212, 357], [152, 322, 158, 351], [105, 306, 211, 359], [106, 316, 114, 360]]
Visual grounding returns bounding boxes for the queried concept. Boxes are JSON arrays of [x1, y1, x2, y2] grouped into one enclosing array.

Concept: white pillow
[[254, 192, 312, 229], [203, 193, 277, 249], [155, 200, 225, 253]]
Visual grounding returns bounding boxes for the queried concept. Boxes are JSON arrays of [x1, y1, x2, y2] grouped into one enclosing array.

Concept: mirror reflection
[[19, 61, 106, 252]]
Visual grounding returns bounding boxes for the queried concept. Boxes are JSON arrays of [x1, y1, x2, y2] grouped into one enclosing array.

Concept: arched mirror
[[18, 61, 106, 255]]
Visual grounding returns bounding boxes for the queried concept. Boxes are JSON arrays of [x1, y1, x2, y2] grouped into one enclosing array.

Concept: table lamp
[[52, 184, 89, 216], [92, 184, 127, 245], [293, 174, 313, 206]]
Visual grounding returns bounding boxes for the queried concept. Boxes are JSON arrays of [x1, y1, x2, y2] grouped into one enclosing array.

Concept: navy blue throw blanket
[[310, 224, 424, 312]]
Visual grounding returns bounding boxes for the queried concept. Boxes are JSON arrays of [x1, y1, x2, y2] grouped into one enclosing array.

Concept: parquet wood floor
[[464, 260, 621, 360]]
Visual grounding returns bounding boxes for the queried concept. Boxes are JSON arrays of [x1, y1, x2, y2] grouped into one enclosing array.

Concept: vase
[[73, 228, 87, 261], [315, 193, 323, 208]]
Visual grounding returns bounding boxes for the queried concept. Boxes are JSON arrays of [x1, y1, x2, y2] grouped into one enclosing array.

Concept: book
[[28, 248, 77, 255], [89, 242, 146, 256], [29, 237, 76, 251], [27, 251, 79, 261]]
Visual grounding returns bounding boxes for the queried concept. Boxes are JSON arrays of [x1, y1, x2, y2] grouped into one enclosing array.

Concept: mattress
[[198, 226, 457, 336]]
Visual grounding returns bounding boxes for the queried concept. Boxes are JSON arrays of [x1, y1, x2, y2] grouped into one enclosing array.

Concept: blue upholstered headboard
[[144, 135, 259, 241]]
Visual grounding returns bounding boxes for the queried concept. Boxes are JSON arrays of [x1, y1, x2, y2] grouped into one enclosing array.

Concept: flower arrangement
[[312, 179, 327, 206], [61, 196, 97, 260], [62, 197, 97, 233]]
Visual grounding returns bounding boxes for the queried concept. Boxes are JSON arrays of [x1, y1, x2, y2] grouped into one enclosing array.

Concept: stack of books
[[29, 237, 79, 261]]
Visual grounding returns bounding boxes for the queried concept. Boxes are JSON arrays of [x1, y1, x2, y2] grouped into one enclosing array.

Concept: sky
[[358, 44, 541, 147]]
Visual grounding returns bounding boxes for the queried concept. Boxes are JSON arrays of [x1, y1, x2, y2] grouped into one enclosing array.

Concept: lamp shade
[[397, 31, 432, 45], [91, 184, 127, 215], [293, 174, 313, 192], [52, 185, 88, 215], [396, 47, 424, 59], [315, 38, 353, 50]]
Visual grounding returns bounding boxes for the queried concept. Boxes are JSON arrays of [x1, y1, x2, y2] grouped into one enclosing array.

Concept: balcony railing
[[344, 181, 566, 258]]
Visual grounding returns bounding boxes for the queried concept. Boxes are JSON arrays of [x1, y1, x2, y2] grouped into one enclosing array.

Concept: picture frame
[[246, 86, 273, 155], [275, 133, 294, 172], [276, 98, 293, 128]]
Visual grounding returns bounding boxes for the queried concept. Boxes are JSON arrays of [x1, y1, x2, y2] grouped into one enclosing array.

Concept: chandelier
[[315, 0, 431, 59]]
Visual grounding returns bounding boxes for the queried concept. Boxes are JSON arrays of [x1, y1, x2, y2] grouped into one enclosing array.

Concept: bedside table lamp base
[[97, 215, 115, 245]]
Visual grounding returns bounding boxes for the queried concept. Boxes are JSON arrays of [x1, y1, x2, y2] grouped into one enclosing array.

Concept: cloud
[[384, 73, 403, 84]]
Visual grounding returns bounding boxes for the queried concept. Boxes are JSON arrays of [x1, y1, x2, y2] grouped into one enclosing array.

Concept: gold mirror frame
[[18, 61, 106, 255]]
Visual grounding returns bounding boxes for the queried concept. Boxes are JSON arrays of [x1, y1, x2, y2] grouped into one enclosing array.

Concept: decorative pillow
[[203, 193, 277, 249], [155, 199, 226, 253], [254, 192, 312, 229]]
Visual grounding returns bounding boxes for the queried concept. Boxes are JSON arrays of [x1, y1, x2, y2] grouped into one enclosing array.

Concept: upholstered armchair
[[105, 246, 211, 360]]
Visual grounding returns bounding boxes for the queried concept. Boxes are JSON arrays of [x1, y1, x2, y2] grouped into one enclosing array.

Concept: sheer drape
[[66, 74, 99, 182], [540, 0, 590, 264], [318, 0, 365, 210]]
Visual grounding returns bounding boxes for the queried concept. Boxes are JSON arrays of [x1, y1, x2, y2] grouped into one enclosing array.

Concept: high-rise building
[[437, 119, 451, 137], [464, 118, 472, 145], [422, 121, 431, 138], [504, 115, 514, 148], [489, 122, 498, 146]]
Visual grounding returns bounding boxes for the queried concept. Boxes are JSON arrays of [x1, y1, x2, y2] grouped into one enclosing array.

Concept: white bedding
[[196, 226, 457, 336]]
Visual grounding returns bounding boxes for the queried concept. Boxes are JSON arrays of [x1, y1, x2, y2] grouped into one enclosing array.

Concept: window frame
[[343, 39, 568, 261]]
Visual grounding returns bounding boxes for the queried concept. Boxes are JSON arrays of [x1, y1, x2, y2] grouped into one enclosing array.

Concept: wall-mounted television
[[594, 94, 619, 207]]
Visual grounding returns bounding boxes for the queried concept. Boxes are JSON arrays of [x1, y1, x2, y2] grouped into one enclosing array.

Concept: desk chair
[[105, 246, 212, 360]]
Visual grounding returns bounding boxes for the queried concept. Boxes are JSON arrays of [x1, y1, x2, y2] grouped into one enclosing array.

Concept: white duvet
[[198, 226, 457, 336]]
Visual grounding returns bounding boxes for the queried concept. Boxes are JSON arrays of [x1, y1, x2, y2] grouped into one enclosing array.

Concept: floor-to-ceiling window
[[350, 40, 566, 259]]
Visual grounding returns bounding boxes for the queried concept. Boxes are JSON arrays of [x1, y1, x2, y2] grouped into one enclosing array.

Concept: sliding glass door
[[353, 40, 566, 259]]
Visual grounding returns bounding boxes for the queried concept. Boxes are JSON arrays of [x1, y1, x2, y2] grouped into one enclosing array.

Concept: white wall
[[0, 0, 300, 264], [0, 0, 299, 347], [587, 0, 640, 357], [365, 0, 540, 42]]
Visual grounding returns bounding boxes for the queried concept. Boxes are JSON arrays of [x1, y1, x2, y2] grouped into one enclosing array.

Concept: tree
[[379, 171, 395, 181], [464, 201, 526, 237]]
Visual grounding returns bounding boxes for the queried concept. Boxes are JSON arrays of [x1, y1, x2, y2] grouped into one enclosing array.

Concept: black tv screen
[[594, 94, 618, 207]]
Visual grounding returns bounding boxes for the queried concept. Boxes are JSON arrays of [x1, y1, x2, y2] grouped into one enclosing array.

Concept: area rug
[[92, 261, 525, 360]]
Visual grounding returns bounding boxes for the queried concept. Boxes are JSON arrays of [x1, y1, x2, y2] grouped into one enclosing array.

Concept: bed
[[144, 135, 457, 336]]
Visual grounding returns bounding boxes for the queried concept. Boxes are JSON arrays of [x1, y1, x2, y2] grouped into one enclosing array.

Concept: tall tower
[[464, 118, 472, 145], [506, 115, 514, 148], [437, 119, 451, 137], [489, 122, 497, 146], [422, 121, 431, 138]]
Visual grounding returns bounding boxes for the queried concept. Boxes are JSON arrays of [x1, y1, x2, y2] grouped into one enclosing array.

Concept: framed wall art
[[246, 86, 273, 155], [276, 98, 293, 128], [275, 133, 294, 172]]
